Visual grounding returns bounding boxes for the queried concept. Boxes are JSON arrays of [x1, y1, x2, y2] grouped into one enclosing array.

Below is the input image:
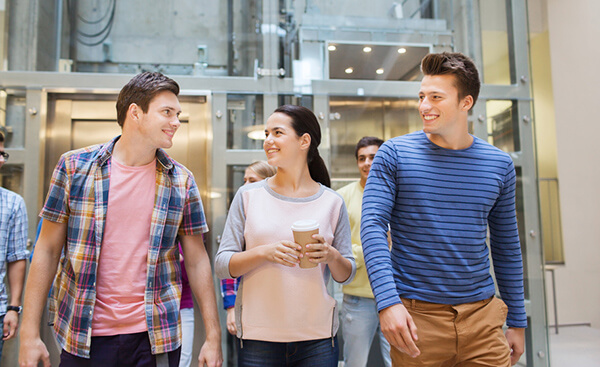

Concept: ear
[[128, 103, 141, 122], [461, 95, 474, 111], [299, 133, 311, 151]]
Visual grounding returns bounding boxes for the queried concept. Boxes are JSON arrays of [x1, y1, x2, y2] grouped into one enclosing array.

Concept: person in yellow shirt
[[337, 136, 390, 367]]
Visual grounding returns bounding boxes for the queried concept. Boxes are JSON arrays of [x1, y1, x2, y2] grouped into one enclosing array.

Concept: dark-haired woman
[[215, 105, 355, 367]]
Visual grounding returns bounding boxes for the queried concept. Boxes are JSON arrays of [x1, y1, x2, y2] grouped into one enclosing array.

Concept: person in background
[[361, 52, 526, 367], [220, 160, 276, 338], [337, 136, 391, 367], [0, 131, 28, 359], [19, 72, 222, 367], [215, 105, 355, 367]]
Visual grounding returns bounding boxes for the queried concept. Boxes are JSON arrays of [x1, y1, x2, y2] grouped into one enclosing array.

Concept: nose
[[170, 117, 181, 130], [264, 133, 273, 145], [419, 97, 431, 112], [365, 157, 373, 166]]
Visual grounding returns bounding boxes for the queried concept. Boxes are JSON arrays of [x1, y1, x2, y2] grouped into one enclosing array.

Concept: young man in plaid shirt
[[19, 72, 222, 367]]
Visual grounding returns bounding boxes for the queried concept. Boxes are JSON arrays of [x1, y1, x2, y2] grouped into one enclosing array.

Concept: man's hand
[[379, 303, 420, 358], [18, 336, 51, 367], [2, 310, 19, 340], [197, 338, 223, 367], [505, 327, 525, 365]]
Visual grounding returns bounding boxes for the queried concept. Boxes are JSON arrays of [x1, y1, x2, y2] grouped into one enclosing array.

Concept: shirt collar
[[96, 135, 174, 170]]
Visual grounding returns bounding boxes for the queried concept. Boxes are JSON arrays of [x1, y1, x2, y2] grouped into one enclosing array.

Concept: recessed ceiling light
[[345, 67, 354, 74], [328, 45, 337, 51], [398, 47, 407, 54], [376, 68, 384, 75], [363, 46, 372, 53]]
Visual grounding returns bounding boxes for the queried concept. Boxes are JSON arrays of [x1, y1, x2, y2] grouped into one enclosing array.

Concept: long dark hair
[[273, 105, 331, 188]]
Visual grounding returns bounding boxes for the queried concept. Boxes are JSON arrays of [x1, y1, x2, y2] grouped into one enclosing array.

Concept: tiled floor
[[549, 325, 600, 366]]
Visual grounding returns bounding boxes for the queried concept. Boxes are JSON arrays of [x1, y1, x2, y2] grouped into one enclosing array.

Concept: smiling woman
[[215, 105, 356, 367]]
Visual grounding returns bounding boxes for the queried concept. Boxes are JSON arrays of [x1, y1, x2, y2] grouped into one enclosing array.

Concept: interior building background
[[0, 0, 597, 366]]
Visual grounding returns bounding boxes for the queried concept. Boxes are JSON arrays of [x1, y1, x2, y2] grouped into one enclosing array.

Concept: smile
[[422, 114, 438, 121]]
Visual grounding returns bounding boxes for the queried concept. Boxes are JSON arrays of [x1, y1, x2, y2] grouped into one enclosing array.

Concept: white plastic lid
[[291, 219, 320, 231]]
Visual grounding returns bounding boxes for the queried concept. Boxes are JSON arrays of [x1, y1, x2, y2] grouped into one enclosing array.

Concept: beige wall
[[547, 0, 600, 328]]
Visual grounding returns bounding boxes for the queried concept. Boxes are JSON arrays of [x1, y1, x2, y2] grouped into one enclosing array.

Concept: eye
[[418, 95, 425, 100]]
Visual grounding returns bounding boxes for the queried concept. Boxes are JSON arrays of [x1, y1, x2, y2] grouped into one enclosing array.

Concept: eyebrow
[[161, 105, 182, 114], [419, 89, 446, 95], [265, 126, 286, 132]]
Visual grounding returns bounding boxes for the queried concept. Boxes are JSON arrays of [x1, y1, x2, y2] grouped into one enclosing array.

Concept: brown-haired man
[[361, 52, 526, 366], [19, 72, 223, 367], [338, 136, 392, 367]]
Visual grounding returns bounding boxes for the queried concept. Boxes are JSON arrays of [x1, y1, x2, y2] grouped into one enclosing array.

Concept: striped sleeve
[[489, 160, 527, 328], [360, 141, 401, 311]]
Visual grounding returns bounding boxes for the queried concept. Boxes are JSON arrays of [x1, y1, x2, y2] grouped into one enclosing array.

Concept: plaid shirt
[[41, 136, 208, 358], [220, 278, 239, 309], [0, 187, 28, 315]]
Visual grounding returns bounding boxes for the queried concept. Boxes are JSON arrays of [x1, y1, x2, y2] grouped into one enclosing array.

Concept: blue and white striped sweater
[[361, 130, 527, 328]]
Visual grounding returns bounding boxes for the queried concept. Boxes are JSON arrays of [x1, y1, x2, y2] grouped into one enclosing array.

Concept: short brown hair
[[116, 72, 180, 127], [420, 52, 480, 107], [355, 136, 384, 160]]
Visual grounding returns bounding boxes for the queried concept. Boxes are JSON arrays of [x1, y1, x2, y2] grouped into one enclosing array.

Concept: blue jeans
[[341, 294, 392, 367], [179, 307, 195, 367], [237, 337, 339, 367]]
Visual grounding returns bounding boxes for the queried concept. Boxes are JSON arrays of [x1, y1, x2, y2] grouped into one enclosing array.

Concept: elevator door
[[43, 92, 211, 365]]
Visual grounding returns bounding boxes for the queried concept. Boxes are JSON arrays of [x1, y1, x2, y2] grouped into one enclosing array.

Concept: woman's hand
[[262, 240, 302, 267], [304, 234, 352, 283], [303, 234, 340, 264], [226, 308, 237, 335]]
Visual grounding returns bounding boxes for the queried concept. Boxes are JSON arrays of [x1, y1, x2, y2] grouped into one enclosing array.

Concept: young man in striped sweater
[[361, 52, 526, 367]]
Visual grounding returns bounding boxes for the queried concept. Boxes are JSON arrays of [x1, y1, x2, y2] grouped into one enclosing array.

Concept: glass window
[[0, 165, 24, 196], [226, 94, 264, 150], [2, 93, 26, 149], [539, 178, 564, 264], [329, 97, 419, 188], [55, 1, 262, 76], [486, 100, 520, 152], [479, 1, 512, 85], [226, 164, 247, 207]]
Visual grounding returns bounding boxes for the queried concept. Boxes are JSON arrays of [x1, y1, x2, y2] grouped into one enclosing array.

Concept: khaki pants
[[391, 297, 511, 367]]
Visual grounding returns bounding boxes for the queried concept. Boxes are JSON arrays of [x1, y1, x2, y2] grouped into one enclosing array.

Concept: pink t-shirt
[[91, 158, 156, 336]]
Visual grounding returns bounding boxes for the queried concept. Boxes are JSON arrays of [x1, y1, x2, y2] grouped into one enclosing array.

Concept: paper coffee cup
[[291, 220, 320, 269]]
